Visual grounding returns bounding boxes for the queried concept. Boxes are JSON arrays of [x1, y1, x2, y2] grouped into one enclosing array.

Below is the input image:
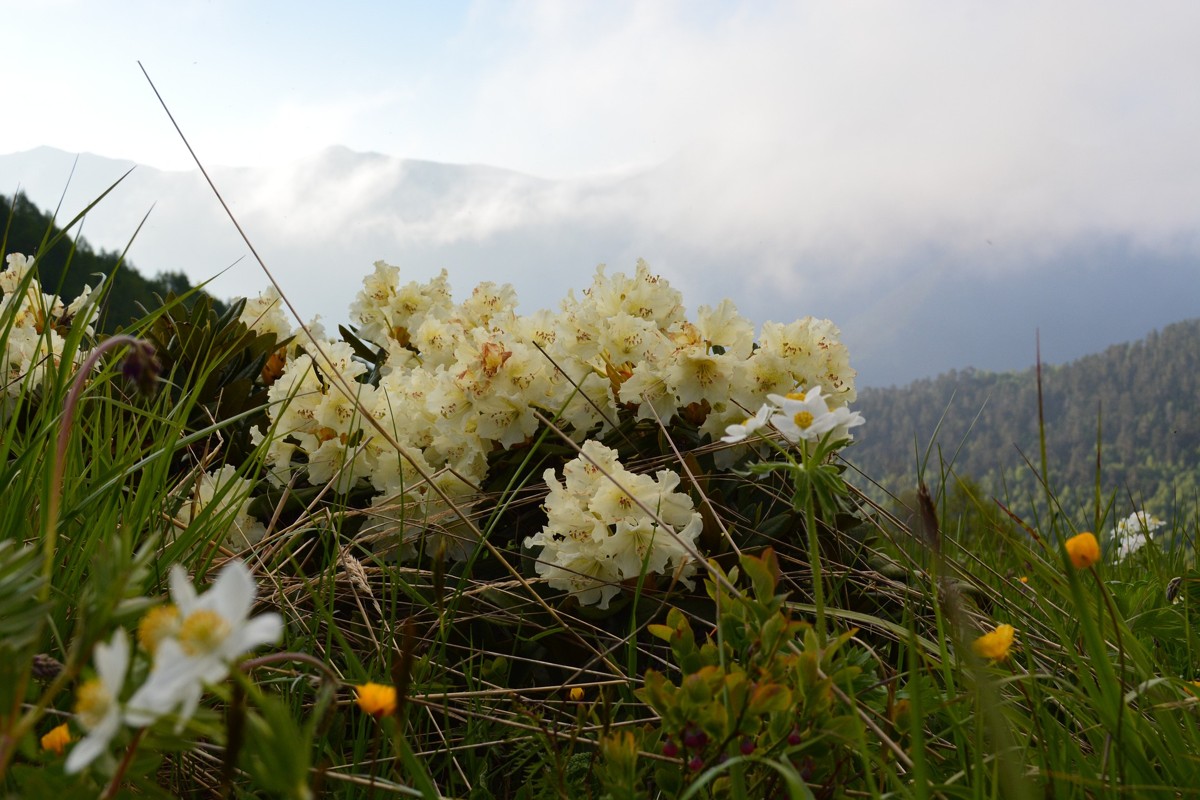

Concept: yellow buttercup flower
[[568, 686, 585, 702], [1065, 532, 1101, 569], [41, 723, 71, 756], [972, 623, 1015, 662], [354, 682, 397, 718]]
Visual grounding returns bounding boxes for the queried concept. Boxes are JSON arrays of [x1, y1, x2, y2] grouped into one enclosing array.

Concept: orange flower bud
[[354, 682, 397, 718], [41, 723, 71, 756], [972, 623, 1015, 662], [1065, 532, 1101, 569]]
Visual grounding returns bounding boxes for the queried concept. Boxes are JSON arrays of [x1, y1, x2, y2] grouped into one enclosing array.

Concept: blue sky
[[5, 0, 749, 176], [4, 1, 1200, 385]]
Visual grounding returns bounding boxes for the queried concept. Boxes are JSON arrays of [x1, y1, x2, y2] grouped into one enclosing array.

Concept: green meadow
[[1, 188, 1198, 799]]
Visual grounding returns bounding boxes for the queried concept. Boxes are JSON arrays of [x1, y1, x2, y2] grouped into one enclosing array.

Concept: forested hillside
[[849, 319, 1200, 523], [1, 192, 222, 330]]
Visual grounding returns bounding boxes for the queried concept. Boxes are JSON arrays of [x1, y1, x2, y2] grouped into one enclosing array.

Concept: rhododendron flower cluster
[[523, 441, 703, 609], [251, 260, 857, 563], [177, 465, 267, 549], [0, 253, 99, 396]]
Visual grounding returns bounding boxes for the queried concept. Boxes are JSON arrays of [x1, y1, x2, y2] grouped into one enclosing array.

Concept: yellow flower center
[[178, 610, 232, 657], [793, 411, 814, 429], [74, 678, 112, 730], [692, 360, 717, 385], [137, 604, 181, 656], [785, 391, 807, 401], [480, 341, 512, 377]]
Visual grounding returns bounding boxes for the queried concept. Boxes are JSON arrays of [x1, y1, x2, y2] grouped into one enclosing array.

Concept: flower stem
[[101, 727, 146, 800], [799, 446, 826, 639], [42, 335, 146, 602]]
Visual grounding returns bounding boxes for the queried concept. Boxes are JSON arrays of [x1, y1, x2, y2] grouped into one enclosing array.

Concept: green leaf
[[0, 541, 48, 665], [747, 681, 794, 716], [740, 548, 780, 604]]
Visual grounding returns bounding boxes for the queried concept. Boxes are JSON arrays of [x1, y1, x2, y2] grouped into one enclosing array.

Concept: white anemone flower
[[768, 386, 863, 444], [767, 387, 838, 443], [126, 560, 283, 728], [721, 403, 773, 444], [1113, 511, 1166, 560], [65, 629, 130, 774]]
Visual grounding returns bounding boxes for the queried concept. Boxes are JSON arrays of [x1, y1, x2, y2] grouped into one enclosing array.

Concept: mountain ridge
[[848, 317, 1200, 525], [3, 145, 1199, 388]]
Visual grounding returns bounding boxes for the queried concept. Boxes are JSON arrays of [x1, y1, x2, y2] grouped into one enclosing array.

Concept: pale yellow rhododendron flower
[[239, 286, 293, 342], [256, 261, 859, 567], [696, 299, 755, 359], [524, 441, 702, 609], [758, 318, 857, 403], [350, 262, 454, 349], [178, 465, 266, 548], [0, 252, 97, 397]]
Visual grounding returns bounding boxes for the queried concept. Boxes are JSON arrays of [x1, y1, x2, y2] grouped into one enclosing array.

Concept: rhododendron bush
[[0, 251, 861, 614], [0, 253, 99, 396], [234, 259, 859, 606]]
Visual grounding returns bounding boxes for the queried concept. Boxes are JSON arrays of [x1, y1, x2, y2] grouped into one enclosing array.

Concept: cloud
[[447, 1, 1200, 289]]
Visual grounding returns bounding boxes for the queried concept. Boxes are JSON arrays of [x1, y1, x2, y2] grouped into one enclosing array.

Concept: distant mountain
[[848, 319, 1200, 525], [0, 145, 654, 327], [2, 146, 1199, 387]]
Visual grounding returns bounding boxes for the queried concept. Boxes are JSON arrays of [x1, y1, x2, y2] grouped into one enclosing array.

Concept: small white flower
[[1112, 511, 1166, 560], [126, 561, 282, 727], [721, 403, 773, 444], [767, 386, 864, 444], [66, 629, 130, 774]]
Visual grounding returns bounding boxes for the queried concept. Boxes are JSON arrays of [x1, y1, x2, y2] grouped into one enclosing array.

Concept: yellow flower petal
[[972, 623, 1015, 662], [41, 723, 71, 756], [354, 682, 397, 718], [1065, 532, 1101, 569]]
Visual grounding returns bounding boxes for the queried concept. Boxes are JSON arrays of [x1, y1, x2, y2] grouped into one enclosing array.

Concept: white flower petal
[[169, 564, 197, 611], [226, 613, 284, 656], [208, 560, 256, 623], [94, 628, 129, 692], [65, 710, 120, 773]]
